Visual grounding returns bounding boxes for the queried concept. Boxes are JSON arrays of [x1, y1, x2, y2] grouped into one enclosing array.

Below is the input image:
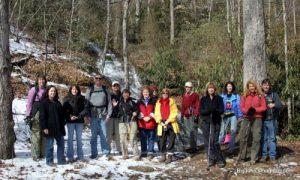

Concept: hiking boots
[[89, 155, 98, 159], [269, 158, 277, 164], [260, 156, 268, 163], [217, 161, 226, 168], [165, 154, 173, 164], [32, 156, 40, 161], [122, 155, 129, 160], [122, 150, 128, 160], [208, 159, 216, 167], [159, 154, 166, 163], [147, 154, 154, 161], [132, 155, 141, 161]]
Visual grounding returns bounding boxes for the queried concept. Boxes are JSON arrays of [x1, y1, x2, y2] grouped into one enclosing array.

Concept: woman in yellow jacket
[[155, 88, 180, 164]]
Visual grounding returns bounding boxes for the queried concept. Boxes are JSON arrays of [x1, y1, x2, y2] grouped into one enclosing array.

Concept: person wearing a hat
[[180, 81, 200, 154], [107, 81, 122, 155]]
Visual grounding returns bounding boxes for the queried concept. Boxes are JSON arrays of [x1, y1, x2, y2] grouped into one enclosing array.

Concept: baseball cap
[[185, 82, 193, 87], [112, 81, 120, 86]]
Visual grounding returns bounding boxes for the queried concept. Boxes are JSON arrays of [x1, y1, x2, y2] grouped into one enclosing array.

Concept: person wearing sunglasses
[[155, 88, 180, 164], [85, 74, 112, 160]]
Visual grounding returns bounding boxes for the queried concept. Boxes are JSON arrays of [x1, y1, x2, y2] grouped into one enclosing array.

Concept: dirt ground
[[127, 140, 300, 180]]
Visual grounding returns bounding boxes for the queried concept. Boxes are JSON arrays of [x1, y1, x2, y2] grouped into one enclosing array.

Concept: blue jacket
[[221, 93, 242, 119]]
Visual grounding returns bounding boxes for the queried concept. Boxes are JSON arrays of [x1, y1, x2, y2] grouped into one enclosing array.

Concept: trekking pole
[[207, 114, 213, 171]]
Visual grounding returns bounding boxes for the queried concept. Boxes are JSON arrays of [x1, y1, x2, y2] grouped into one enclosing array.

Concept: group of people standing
[[25, 73, 282, 168]]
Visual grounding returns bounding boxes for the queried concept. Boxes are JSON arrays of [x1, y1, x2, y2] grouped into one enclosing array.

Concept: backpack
[[88, 85, 108, 109]]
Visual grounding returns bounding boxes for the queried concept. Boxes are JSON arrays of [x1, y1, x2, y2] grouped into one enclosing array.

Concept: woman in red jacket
[[237, 80, 267, 165], [137, 86, 157, 160]]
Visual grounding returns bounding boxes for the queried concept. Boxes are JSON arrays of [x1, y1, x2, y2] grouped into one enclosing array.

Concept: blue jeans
[[45, 136, 65, 165], [139, 128, 155, 155], [67, 123, 84, 160], [273, 118, 278, 139], [261, 120, 276, 159], [219, 115, 237, 152], [90, 117, 110, 156]]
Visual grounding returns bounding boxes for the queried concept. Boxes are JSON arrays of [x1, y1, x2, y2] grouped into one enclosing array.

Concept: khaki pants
[[182, 117, 198, 149], [107, 117, 121, 152], [31, 111, 45, 158], [238, 118, 262, 161], [119, 121, 139, 156]]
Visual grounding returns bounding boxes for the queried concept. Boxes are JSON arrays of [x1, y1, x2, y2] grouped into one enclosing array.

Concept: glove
[[247, 107, 256, 117]]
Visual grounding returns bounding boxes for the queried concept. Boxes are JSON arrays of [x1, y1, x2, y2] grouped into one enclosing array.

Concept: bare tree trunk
[[192, 0, 197, 16], [134, 0, 141, 41], [293, 0, 297, 35], [274, 0, 279, 22], [208, 0, 213, 22], [230, 0, 235, 31], [43, 0, 48, 77], [16, 0, 22, 42], [0, 0, 15, 159], [9, 0, 18, 23], [67, 0, 75, 59], [123, 0, 129, 89], [100, 0, 111, 74], [237, 0, 241, 36], [147, 0, 151, 16], [113, 2, 121, 50], [226, 0, 231, 36], [170, 0, 174, 45], [282, 0, 292, 131], [267, 0, 271, 41], [243, 0, 267, 86]]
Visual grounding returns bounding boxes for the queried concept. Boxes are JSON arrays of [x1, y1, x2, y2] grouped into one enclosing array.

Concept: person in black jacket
[[108, 81, 122, 154], [40, 85, 66, 166], [117, 89, 139, 160], [199, 82, 225, 168], [63, 85, 88, 162], [260, 79, 283, 163]]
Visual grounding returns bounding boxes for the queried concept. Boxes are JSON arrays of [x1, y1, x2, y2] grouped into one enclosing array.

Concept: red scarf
[[160, 98, 170, 121]]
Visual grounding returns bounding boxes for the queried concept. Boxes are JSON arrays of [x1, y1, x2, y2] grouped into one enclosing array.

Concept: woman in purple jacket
[[26, 74, 47, 161]]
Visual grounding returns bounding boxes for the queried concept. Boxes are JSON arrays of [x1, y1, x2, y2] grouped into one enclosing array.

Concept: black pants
[[202, 120, 224, 163], [158, 127, 176, 154]]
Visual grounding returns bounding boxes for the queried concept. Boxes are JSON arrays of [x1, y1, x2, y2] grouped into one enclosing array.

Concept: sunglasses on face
[[95, 77, 103, 80]]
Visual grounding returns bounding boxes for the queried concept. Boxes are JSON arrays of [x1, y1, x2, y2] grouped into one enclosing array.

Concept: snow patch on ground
[[2, 98, 177, 179]]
